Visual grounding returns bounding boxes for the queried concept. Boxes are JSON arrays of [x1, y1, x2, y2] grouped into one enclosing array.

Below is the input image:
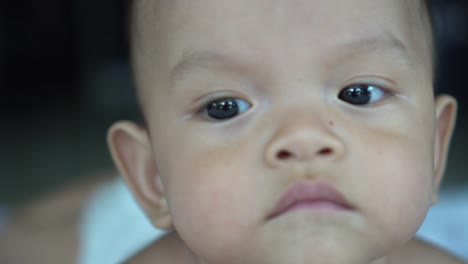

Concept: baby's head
[[108, 0, 457, 263]]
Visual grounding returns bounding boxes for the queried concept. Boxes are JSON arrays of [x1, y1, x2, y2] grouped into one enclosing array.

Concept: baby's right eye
[[203, 98, 251, 121]]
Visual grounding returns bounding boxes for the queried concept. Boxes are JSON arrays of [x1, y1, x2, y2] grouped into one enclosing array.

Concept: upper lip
[[268, 181, 354, 219]]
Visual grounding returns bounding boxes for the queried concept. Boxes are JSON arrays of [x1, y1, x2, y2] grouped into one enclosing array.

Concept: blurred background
[[0, 0, 138, 206], [0, 0, 467, 262]]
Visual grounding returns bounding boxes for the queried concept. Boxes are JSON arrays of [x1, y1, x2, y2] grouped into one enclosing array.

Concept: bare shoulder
[[125, 231, 193, 264], [389, 238, 466, 264]]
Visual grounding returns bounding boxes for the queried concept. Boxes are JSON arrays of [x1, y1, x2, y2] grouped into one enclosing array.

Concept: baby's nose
[[264, 118, 345, 168]]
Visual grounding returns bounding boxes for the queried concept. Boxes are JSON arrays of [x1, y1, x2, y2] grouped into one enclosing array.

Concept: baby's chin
[[189, 232, 379, 264], [182, 215, 391, 264], [259, 238, 372, 264], [231, 244, 373, 264]]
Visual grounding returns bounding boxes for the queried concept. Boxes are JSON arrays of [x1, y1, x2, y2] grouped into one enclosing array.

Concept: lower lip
[[281, 200, 349, 215]]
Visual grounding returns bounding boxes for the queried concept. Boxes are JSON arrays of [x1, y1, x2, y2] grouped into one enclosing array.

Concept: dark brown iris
[[206, 98, 239, 120], [338, 85, 372, 105]]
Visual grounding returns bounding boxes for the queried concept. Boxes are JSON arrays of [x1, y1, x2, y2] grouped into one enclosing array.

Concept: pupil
[[339, 85, 371, 105], [207, 99, 239, 119]]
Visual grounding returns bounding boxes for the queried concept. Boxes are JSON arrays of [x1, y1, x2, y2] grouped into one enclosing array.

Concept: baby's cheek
[[365, 143, 433, 247], [167, 168, 252, 262]]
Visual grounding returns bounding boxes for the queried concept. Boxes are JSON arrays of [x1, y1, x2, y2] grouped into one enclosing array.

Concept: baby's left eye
[[338, 84, 387, 106]]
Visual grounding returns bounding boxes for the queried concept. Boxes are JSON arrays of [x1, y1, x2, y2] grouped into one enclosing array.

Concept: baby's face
[[129, 0, 454, 263]]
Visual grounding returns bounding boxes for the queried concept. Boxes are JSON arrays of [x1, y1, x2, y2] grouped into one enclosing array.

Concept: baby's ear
[[432, 95, 458, 204], [107, 121, 173, 230]]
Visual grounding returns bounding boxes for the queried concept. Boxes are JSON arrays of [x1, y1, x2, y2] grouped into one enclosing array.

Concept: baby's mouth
[[268, 181, 354, 220]]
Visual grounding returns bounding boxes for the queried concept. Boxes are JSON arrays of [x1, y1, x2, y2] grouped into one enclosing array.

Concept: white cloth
[[79, 179, 167, 264], [79, 178, 468, 264], [416, 185, 468, 261]]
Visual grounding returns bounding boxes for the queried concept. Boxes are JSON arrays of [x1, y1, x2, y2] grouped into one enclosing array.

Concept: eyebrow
[[169, 31, 414, 88], [329, 31, 415, 70], [168, 50, 242, 89]]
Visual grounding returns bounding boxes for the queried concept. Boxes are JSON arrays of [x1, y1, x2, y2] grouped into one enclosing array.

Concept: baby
[[107, 0, 464, 263]]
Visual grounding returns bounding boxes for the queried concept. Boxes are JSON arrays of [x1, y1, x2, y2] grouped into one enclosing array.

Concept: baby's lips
[[268, 181, 354, 219]]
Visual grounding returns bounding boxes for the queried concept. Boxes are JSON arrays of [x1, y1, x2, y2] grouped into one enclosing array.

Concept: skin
[[108, 0, 461, 263]]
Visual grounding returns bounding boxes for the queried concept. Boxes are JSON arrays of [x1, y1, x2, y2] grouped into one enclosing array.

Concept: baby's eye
[[203, 97, 251, 120], [338, 84, 386, 105]]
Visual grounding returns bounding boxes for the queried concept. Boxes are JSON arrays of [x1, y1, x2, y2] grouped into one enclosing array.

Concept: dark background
[[1, 0, 467, 206]]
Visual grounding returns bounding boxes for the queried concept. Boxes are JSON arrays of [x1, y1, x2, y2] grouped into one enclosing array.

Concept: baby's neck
[[134, 231, 394, 264]]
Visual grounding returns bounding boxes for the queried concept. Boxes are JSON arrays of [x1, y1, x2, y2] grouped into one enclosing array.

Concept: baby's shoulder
[[389, 238, 465, 264]]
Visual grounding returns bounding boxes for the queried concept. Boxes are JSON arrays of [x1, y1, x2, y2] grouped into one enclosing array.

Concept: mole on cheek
[[329, 121, 334, 126]]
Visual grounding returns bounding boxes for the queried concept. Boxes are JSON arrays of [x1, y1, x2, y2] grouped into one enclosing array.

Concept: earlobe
[[107, 121, 173, 230], [432, 95, 458, 204]]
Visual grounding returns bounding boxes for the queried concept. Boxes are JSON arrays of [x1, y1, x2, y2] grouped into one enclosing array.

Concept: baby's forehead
[[133, 0, 427, 33], [132, 0, 428, 51], [131, 0, 432, 102]]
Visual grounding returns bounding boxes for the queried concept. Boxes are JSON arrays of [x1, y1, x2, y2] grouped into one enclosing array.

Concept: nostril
[[318, 147, 333, 155], [274, 147, 334, 162], [277, 150, 293, 160]]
